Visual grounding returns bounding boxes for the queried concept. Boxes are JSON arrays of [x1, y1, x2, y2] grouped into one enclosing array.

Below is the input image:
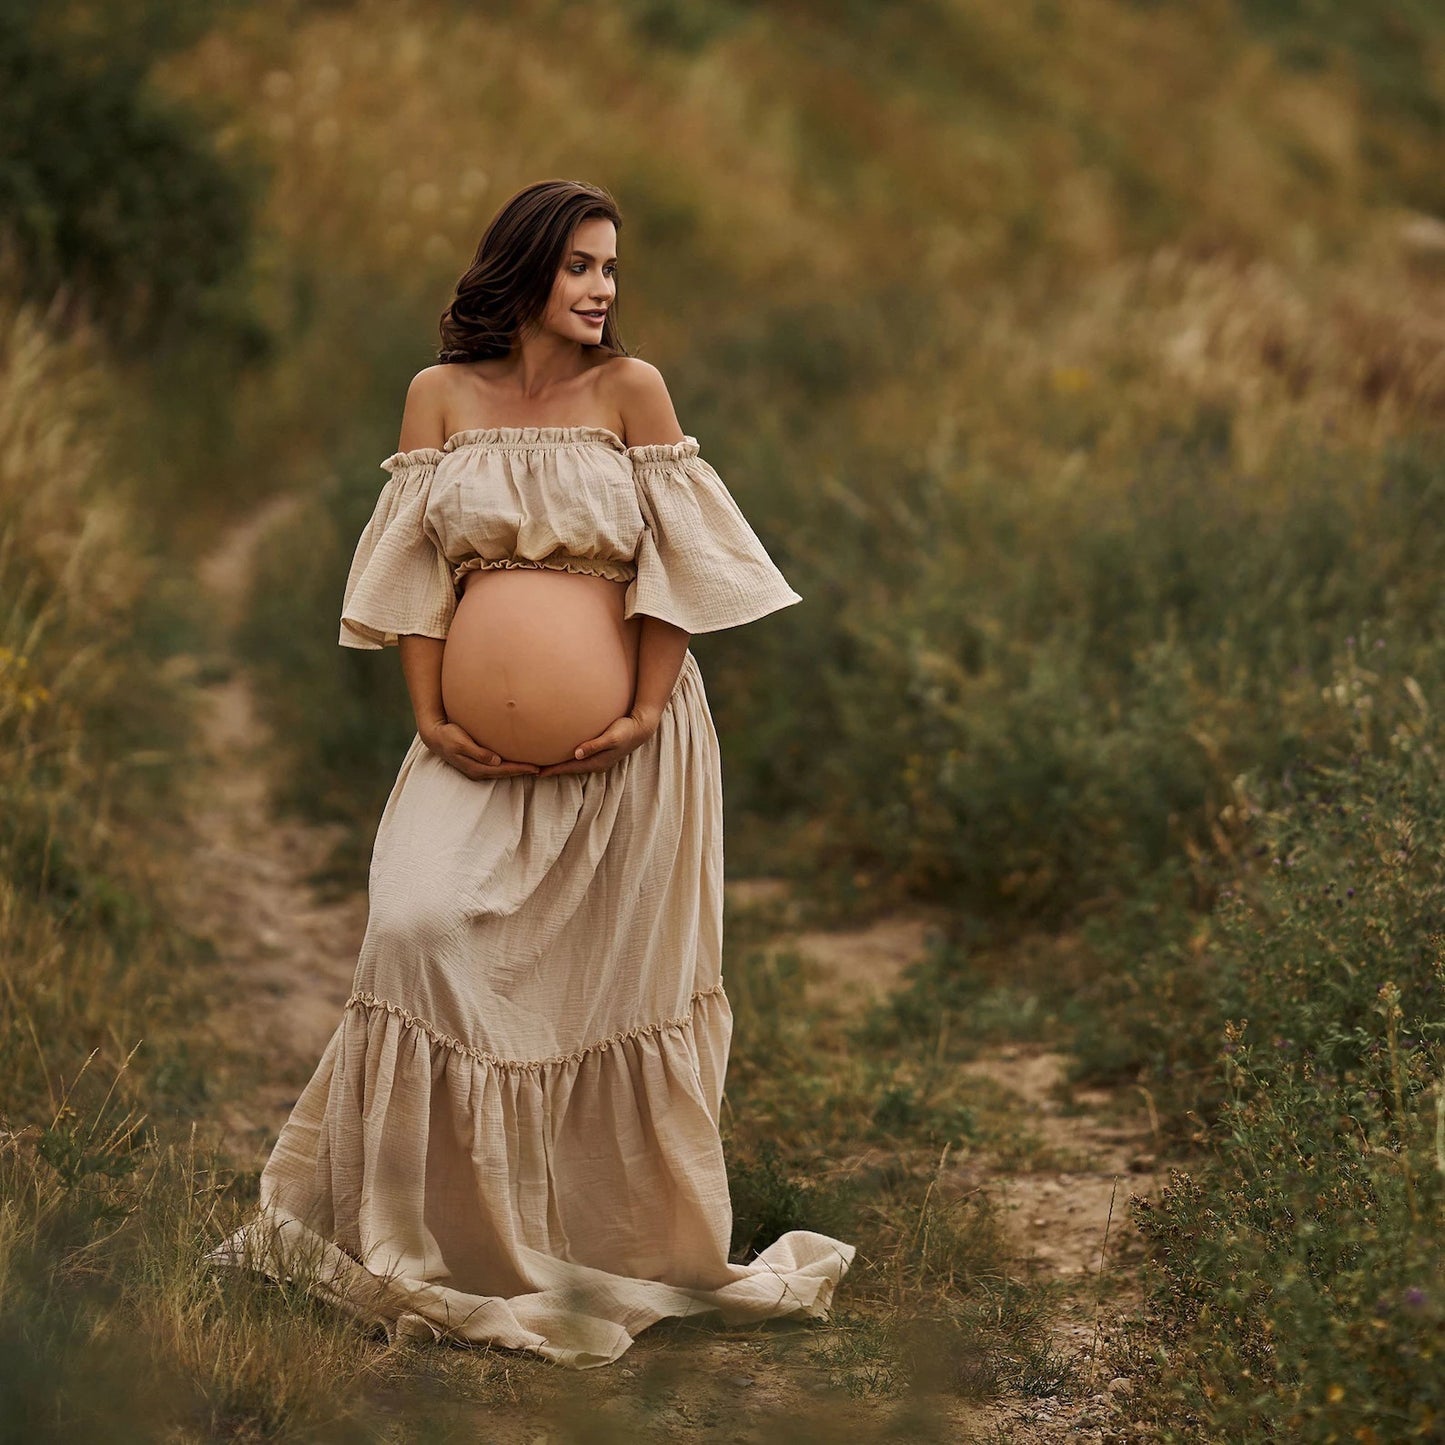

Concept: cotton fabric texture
[[206, 425, 855, 1367]]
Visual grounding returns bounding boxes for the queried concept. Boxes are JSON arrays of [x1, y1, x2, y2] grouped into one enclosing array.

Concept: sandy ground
[[179, 505, 1157, 1442]]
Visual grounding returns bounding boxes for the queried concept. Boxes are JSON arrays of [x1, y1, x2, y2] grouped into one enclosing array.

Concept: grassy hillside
[[144, 0, 1445, 905]]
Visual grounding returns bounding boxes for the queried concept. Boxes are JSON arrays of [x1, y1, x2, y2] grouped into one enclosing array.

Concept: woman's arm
[[394, 372, 452, 742], [631, 615, 691, 734], [617, 360, 692, 728], [393, 371, 539, 777], [398, 634, 447, 739]]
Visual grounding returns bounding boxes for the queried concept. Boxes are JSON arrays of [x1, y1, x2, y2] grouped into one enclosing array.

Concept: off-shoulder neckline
[[381, 427, 701, 469], [443, 424, 627, 454]]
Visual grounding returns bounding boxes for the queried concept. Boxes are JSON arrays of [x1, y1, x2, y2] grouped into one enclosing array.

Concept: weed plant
[[1084, 650, 1445, 1439]]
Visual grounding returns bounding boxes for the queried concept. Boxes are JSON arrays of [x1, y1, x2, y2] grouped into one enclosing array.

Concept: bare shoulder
[[396, 365, 450, 452], [602, 356, 686, 448]]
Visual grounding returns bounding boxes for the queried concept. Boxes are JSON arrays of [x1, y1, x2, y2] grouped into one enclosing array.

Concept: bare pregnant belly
[[441, 567, 642, 767]]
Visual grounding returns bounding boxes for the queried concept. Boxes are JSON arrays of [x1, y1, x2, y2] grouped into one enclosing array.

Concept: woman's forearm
[[398, 634, 447, 738], [631, 616, 690, 734]]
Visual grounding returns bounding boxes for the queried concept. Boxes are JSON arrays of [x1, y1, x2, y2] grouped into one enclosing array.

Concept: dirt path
[[180, 509, 1157, 1442], [184, 494, 371, 1167], [754, 900, 1160, 1443]]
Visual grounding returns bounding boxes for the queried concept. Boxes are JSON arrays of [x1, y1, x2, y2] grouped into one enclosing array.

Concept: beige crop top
[[338, 425, 803, 649]]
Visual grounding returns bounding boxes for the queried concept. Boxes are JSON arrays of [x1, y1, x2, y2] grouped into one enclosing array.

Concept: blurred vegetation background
[[2, 0, 1443, 1439]]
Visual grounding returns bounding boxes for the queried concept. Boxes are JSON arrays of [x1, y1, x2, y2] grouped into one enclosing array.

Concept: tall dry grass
[[0, 256, 406, 1442]]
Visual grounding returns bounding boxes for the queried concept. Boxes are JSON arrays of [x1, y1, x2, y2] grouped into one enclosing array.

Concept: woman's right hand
[[420, 720, 540, 779]]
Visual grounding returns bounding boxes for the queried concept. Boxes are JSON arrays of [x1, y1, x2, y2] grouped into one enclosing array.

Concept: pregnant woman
[[207, 178, 855, 1366]]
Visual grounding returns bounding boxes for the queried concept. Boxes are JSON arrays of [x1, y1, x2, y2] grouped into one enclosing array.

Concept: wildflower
[[1404, 1287, 1427, 1309], [1050, 365, 1093, 394]]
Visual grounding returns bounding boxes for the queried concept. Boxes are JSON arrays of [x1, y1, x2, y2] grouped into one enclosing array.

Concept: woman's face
[[538, 216, 617, 346]]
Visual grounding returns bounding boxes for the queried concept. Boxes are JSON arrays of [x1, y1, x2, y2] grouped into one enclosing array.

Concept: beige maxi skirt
[[206, 648, 855, 1367]]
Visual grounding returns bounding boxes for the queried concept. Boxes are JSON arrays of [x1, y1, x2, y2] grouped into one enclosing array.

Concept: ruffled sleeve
[[622, 438, 802, 634], [338, 449, 457, 649]]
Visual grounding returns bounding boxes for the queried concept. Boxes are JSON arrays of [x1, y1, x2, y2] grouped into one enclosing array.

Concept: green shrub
[[1116, 691, 1445, 1438], [0, 2, 265, 355]]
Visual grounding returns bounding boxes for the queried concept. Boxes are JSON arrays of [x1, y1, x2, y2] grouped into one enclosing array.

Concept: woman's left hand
[[534, 711, 656, 777]]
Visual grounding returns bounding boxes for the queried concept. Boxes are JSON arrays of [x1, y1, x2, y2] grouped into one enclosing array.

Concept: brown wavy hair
[[436, 179, 630, 364]]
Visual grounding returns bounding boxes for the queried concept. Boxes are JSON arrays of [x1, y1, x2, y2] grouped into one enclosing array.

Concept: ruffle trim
[[379, 431, 703, 469], [625, 436, 702, 466], [451, 553, 637, 586], [344, 980, 727, 1073], [379, 449, 443, 473], [443, 426, 627, 454]]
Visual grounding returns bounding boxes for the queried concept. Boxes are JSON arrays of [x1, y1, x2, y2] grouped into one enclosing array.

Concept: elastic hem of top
[[380, 430, 701, 468], [451, 554, 638, 585], [344, 980, 727, 1073], [442, 425, 627, 454]]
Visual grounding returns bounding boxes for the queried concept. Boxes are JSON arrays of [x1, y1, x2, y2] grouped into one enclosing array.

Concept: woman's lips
[[575, 311, 605, 324]]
